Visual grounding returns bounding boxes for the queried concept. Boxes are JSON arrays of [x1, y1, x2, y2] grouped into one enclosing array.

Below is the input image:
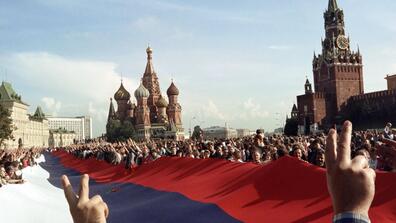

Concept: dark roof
[[0, 81, 26, 104], [167, 82, 179, 96], [292, 104, 298, 112], [328, 0, 339, 12], [30, 106, 46, 121]]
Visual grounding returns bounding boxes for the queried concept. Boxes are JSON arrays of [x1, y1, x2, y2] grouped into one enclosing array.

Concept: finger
[[337, 121, 352, 164], [79, 174, 89, 202], [61, 175, 78, 206], [351, 155, 369, 171], [365, 167, 376, 182], [103, 202, 109, 218], [90, 195, 103, 204], [325, 128, 337, 168]]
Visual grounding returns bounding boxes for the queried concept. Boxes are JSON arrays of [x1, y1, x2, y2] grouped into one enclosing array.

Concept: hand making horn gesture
[[62, 174, 109, 223], [325, 121, 376, 218]]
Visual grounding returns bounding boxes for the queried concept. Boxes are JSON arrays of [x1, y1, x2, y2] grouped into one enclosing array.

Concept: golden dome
[[114, 83, 131, 101], [156, 96, 168, 107], [146, 46, 153, 54]]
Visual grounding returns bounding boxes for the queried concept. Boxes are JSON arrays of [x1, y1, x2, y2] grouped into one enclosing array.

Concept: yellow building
[[0, 82, 49, 149]]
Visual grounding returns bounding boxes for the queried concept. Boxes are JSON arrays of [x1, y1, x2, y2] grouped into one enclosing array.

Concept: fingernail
[[344, 121, 351, 127]]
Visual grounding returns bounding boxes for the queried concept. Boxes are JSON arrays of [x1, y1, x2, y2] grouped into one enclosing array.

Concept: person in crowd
[[0, 166, 8, 187], [384, 122, 393, 139], [252, 150, 262, 164], [0, 147, 42, 186], [308, 139, 323, 163], [291, 145, 305, 161], [314, 149, 325, 167]]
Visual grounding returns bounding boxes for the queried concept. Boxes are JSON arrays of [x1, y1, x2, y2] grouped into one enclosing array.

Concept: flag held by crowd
[[45, 151, 396, 223]]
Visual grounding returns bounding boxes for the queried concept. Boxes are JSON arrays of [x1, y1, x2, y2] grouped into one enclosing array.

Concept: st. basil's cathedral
[[107, 46, 184, 140]]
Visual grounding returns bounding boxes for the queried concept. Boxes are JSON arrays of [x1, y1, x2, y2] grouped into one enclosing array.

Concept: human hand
[[325, 121, 375, 217], [62, 174, 109, 223]]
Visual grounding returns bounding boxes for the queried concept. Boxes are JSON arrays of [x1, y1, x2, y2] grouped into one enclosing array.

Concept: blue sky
[[1, 0, 395, 136]]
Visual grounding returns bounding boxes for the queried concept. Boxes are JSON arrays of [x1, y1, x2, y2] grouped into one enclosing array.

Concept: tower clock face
[[337, 35, 349, 50]]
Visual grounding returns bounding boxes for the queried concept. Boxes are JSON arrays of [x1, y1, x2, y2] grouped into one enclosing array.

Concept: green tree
[[284, 118, 298, 136], [106, 119, 121, 142], [106, 120, 136, 142], [0, 104, 14, 147], [192, 125, 203, 140], [118, 121, 136, 141]]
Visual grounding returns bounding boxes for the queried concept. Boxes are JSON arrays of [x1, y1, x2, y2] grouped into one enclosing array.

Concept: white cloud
[[2, 52, 138, 136], [202, 100, 226, 121], [239, 98, 269, 120], [199, 98, 270, 125], [88, 102, 108, 123], [6, 52, 136, 102], [41, 97, 62, 116]]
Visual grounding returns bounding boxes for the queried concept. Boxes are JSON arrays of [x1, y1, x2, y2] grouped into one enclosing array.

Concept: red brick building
[[294, 0, 396, 134]]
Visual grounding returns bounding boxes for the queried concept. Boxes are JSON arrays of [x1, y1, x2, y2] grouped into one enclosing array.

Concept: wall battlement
[[349, 90, 396, 102]]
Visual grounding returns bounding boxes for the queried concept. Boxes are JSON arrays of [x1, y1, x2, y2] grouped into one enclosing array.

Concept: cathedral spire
[[108, 98, 116, 122], [328, 0, 339, 12], [145, 45, 155, 75]]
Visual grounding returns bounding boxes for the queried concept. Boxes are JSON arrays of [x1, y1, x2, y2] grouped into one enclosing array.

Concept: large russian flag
[[2, 151, 396, 222]]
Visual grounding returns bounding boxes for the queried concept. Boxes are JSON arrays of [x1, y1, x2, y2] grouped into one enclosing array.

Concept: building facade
[[49, 129, 77, 147], [47, 116, 92, 141], [386, 74, 396, 90], [236, 129, 252, 138], [203, 126, 238, 140], [0, 82, 49, 149], [107, 46, 184, 140], [294, 0, 396, 134]]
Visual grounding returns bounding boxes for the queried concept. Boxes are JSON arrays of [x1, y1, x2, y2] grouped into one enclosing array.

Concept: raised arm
[[62, 174, 109, 223], [325, 121, 375, 222]]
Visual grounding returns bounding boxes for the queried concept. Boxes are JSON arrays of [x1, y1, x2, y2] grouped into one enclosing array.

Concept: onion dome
[[166, 81, 179, 96], [146, 46, 153, 54], [156, 96, 168, 108], [134, 82, 150, 99], [114, 83, 131, 101]]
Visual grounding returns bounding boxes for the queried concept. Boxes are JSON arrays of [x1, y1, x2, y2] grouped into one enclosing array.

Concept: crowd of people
[[61, 121, 391, 223], [1, 121, 396, 222], [0, 148, 43, 187], [61, 125, 396, 173], [2, 123, 395, 190]]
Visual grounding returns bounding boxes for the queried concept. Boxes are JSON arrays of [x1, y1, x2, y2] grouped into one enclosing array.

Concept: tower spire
[[145, 46, 155, 74], [107, 98, 116, 122], [328, 0, 339, 12]]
